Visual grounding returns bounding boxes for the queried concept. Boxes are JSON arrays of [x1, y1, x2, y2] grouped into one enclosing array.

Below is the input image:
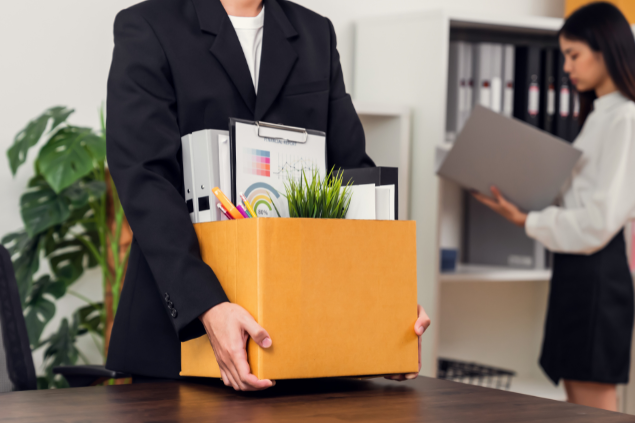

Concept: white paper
[[375, 185, 395, 220], [344, 184, 376, 220], [234, 122, 327, 218]]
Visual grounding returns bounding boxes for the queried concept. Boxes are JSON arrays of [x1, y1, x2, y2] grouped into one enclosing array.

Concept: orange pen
[[212, 187, 244, 220]]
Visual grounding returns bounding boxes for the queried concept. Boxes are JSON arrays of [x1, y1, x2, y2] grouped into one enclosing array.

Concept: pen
[[236, 205, 250, 219], [217, 203, 233, 220], [212, 187, 244, 219], [240, 192, 257, 218]]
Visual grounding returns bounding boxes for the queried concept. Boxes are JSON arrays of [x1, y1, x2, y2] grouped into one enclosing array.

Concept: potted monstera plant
[[2, 106, 131, 388]]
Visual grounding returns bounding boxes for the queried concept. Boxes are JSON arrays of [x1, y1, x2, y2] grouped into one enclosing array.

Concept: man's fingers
[[234, 352, 275, 390], [242, 317, 272, 348], [415, 304, 431, 335]]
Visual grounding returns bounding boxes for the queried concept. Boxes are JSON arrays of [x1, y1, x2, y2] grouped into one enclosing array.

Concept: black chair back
[[0, 244, 36, 392]]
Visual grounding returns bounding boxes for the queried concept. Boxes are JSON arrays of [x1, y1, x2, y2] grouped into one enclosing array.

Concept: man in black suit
[[106, 0, 430, 391]]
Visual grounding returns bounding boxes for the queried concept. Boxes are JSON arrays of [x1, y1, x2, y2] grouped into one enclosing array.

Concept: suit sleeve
[[325, 18, 375, 169], [106, 9, 228, 342]]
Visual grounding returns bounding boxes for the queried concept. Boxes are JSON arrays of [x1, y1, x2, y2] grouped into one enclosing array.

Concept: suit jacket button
[[171, 309, 178, 318], [167, 301, 174, 309], [164, 293, 170, 301]]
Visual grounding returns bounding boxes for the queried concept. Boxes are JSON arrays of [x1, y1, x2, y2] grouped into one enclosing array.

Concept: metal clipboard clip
[[254, 121, 309, 143]]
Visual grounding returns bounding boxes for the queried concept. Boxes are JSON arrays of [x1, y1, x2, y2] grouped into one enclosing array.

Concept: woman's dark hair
[[559, 2, 635, 125]]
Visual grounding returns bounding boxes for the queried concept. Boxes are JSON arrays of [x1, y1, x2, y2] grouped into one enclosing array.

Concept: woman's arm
[[475, 114, 635, 255], [525, 114, 635, 254]]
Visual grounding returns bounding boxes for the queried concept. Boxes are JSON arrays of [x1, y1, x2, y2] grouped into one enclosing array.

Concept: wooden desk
[[1, 377, 633, 422]]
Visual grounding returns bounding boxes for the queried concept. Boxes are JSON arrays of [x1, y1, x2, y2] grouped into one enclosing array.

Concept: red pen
[[217, 203, 233, 220]]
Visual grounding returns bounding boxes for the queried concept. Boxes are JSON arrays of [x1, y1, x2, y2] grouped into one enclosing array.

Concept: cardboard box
[[181, 218, 418, 379]]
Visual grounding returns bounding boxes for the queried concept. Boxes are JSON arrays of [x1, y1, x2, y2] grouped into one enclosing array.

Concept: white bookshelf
[[440, 264, 551, 283], [354, 101, 412, 220], [352, 9, 591, 406]]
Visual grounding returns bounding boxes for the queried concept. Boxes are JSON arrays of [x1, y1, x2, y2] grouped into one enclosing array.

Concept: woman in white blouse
[[474, 3, 635, 412]]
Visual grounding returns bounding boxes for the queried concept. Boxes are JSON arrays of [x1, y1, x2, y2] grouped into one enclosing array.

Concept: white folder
[[181, 129, 230, 223]]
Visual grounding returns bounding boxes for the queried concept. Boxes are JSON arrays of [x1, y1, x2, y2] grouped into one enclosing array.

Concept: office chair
[[0, 244, 128, 390]]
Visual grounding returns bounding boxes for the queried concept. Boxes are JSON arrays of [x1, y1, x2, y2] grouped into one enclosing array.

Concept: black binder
[[514, 46, 542, 128], [554, 51, 571, 141], [540, 48, 557, 134]]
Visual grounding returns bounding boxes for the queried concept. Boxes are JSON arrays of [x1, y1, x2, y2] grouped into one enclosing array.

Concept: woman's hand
[[472, 186, 528, 228], [385, 304, 431, 381], [199, 302, 274, 391]]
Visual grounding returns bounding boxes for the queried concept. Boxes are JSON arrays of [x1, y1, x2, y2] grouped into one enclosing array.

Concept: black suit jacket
[[105, 0, 374, 379]]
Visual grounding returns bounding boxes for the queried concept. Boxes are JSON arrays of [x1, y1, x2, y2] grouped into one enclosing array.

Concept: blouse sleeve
[[525, 113, 635, 254]]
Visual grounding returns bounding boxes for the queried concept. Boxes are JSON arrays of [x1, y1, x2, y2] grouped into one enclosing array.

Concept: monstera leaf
[[20, 176, 71, 237], [23, 275, 66, 347], [7, 106, 74, 176], [36, 126, 106, 193], [78, 302, 104, 335], [1, 230, 44, 305]]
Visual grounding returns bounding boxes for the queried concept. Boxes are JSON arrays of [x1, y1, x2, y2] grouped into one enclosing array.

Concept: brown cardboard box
[[181, 218, 418, 380]]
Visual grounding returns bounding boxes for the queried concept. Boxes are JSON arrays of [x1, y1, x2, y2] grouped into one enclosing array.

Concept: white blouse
[[525, 91, 635, 254]]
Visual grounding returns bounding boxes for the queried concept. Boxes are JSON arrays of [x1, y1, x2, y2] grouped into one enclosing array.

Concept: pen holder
[[181, 218, 418, 380]]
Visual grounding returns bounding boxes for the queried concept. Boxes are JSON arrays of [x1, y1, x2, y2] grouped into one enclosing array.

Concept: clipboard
[[229, 118, 327, 218]]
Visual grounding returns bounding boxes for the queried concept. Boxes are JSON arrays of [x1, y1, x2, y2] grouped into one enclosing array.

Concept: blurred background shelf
[[440, 264, 551, 283]]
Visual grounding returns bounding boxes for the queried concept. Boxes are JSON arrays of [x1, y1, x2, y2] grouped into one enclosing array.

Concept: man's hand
[[385, 304, 431, 381], [472, 186, 528, 228], [199, 302, 274, 391]]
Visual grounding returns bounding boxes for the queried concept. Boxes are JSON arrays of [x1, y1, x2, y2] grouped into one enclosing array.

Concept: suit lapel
[[254, 0, 298, 121], [191, 0, 256, 115]]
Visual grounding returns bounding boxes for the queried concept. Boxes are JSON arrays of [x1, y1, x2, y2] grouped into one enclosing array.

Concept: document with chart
[[231, 119, 327, 218]]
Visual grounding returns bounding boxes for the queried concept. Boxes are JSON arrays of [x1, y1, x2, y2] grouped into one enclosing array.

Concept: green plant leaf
[[78, 302, 104, 335], [36, 127, 105, 193], [6, 107, 74, 176], [20, 175, 71, 237], [40, 314, 82, 371], [1, 230, 43, 305], [24, 275, 63, 347], [48, 239, 88, 286]]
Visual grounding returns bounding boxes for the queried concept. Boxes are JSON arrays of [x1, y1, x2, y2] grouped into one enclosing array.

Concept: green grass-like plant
[[271, 167, 353, 218]]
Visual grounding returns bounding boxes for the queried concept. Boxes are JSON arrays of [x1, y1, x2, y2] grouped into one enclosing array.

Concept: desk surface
[[1, 377, 633, 422]]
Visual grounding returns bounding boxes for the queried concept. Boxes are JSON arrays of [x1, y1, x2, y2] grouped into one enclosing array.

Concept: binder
[[229, 119, 327, 218], [447, 41, 473, 140], [540, 48, 557, 134], [513, 46, 542, 127], [446, 42, 462, 140], [464, 192, 548, 269], [463, 45, 474, 127], [490, 44, 504, 113], [181, 129, 229, 223], [554, 51, 571, 141], [473, 43, 493, 110], [502, 44, 515, 118]]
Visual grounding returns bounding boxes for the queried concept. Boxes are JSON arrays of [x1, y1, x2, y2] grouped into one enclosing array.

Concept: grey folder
[[437, 105, 582, 211]]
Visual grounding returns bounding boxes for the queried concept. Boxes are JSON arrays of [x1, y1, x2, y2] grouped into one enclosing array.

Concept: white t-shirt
[[228, 6, 264, 94], [526, 91, 635, 254]]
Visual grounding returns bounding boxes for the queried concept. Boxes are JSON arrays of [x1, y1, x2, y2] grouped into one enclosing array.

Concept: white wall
[[0, 0, 564, 375]]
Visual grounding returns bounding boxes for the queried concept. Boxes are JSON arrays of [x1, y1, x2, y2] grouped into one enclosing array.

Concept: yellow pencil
[[240, 192, 257, 218]]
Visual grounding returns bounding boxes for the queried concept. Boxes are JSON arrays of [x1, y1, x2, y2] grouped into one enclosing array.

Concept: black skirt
[[540, 229, 635, 385]]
